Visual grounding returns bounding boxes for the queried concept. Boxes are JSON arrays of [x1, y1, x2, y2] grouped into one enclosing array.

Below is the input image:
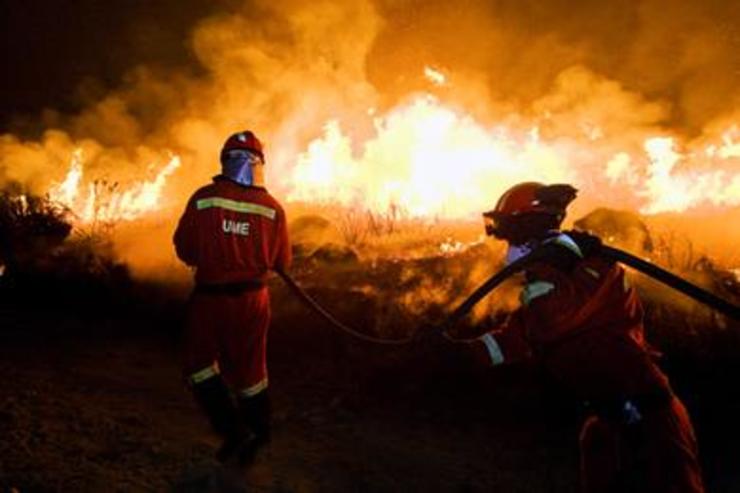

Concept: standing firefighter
[[174, 130, 291, 465], [457, 182, 704, 492]]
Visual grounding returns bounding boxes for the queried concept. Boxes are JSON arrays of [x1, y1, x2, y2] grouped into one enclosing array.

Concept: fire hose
[[276, 242, 740, 346], [441, 242, 740, 333], [275, 269, 415, 345]]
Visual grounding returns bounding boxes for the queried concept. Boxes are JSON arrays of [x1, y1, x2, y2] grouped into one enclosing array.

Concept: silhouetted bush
[[0, 184, 132, 312], [0, 183, 72, 278]]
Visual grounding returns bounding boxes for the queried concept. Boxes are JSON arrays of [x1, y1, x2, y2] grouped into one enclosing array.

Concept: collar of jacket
[[212, 175, 267, 191]]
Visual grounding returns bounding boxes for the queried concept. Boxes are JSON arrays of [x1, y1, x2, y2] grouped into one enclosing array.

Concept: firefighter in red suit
[[456, 182, 704, 492], [173, 130, 291, 464]]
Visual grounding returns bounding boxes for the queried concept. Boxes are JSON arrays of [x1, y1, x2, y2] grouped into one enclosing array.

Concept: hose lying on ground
[[441, 242, 740, 333], [275, 269, 414, 345]]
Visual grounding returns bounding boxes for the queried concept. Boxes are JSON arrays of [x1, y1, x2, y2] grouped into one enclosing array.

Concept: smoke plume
[[1, 0, 738, 275]]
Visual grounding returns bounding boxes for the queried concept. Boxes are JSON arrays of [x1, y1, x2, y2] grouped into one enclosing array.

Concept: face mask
[[222, 150, 263, 186], [504, 230, 565, 265], [505, 241, 536, 266]]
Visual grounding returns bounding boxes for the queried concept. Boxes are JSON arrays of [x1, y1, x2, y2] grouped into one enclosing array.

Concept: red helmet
[[483, 182, 577, 240], [493, 182, 550, 217], [221, 130, 264, 162]]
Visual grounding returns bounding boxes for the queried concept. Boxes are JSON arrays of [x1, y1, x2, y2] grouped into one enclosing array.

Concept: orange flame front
[[44, 88, 739, 225], [49, 151, 181, 223], [286, 95, 739, 219], [287, 96, 574, 219]]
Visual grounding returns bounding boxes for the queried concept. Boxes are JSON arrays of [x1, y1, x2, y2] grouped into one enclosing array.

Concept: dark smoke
[[1, 0, 221, 132], [370, 0, 739, 133], [3, 0, 738, 135]]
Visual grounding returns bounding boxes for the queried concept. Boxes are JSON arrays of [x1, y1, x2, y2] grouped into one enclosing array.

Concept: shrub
[[0, 183, 72, 277], [0, 183, 132, 311]]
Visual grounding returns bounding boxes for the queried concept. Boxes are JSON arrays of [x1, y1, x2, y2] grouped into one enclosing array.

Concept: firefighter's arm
[[468, 270, 568, 365], [517, 269, 586, 342], [173, 199, 198, 266], [470, 310, 533, 366], [272, 205, 292, 272]]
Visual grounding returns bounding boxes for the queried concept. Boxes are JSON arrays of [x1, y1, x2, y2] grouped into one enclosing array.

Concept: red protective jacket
[[174, 176, 291, 285], [474, 234, 670, 402]]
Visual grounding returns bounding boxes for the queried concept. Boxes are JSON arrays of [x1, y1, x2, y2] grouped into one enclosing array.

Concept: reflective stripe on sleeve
[[189, 365, 219, 385], [623, 274, 631, 292], [520, 281, 555, 306], [544, 233, 583, 257], [480, 334, 505, 365], [196, 197, 276, 219], [238, 378, 269, 398]]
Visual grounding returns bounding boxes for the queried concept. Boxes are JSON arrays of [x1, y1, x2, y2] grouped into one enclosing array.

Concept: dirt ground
[[1, 274, 739, 492]]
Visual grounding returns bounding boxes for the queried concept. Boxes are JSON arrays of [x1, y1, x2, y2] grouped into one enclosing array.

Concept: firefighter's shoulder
[[188, 182, 220, 201], [259, 190, 287, 215]]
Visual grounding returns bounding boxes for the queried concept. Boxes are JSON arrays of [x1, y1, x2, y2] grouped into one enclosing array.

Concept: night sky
[[1, 0, 220, 129], [2, 0, 739, 136]]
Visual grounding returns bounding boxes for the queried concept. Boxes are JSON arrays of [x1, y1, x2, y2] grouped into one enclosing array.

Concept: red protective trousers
[[184, 287, 271, 397], [580, 396, 704, 493]]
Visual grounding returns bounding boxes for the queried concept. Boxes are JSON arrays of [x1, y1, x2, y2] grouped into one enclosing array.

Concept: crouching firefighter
[[451, 182, 704, 492], [173, 130, 291, 465]]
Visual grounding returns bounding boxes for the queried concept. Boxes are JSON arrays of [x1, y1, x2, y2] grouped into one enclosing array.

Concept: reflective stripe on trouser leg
[[188, 363, 220, 386], [183, 292, 221, 386], [238, 378, 268, 398], [218, 288, 270, 395]]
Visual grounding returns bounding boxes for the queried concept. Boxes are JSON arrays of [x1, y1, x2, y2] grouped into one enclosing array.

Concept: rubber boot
[[191, 375, 244, 463], [237, 390, 271, 465]]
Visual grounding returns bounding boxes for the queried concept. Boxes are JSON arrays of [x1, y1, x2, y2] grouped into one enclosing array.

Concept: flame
[[639, 132, 740, 214], [424, 66, 447, 86], [53, 148, 84, 206], [42, 99, 736, 229], [49, 151, 181, 223], [288, 95, 573, 219], [286, 93, 739, 219], [439, 236, 484, 255], [36, 84, 740, 228]]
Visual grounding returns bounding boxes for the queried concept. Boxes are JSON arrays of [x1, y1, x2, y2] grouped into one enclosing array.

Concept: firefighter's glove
[[566, 230, 603, 257]]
